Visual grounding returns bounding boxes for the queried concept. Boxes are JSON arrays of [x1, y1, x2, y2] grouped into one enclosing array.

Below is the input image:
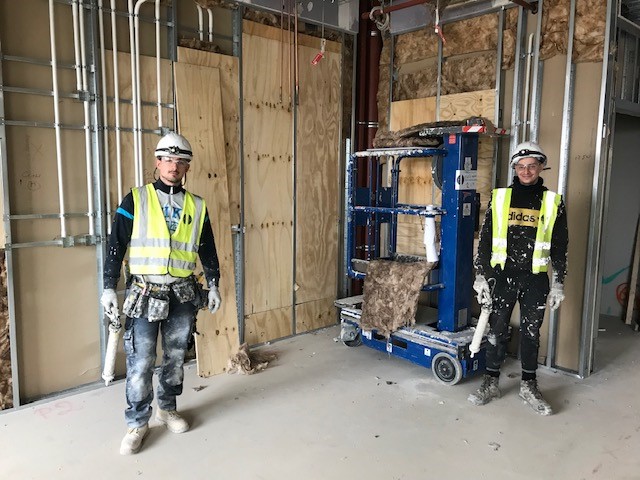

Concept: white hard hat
[[510, 141, 547, 167], [155, 132, 193, 161]]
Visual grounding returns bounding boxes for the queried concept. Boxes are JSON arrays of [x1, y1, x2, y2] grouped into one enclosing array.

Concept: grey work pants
[[123, 295, 196, 428]]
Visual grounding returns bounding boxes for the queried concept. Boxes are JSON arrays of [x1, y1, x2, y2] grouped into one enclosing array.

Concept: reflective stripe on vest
[[129, 183, 206, 277], [490, 188, 561, 272]]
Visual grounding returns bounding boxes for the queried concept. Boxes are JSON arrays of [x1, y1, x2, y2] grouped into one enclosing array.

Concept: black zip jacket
[[103, 179, 221, 289], [475, 177, 568, 284]]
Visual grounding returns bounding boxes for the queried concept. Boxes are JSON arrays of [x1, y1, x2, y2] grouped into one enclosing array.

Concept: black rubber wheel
[[342, 332, 362, 347], [431, 352, 463, 385]]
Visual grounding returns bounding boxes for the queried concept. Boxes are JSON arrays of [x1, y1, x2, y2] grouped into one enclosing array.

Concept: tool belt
[[122, 275, 208, 321]]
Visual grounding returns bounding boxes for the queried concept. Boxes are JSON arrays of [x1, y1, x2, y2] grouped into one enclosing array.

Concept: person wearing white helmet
[[468, 140, 568, 416], [100, 131, 222, 454]]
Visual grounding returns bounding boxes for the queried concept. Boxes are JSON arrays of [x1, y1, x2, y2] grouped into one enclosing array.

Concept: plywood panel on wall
[[244, 307, 293, 345], [295, 36, 341, 331], [295, 298, 338, 334], [243, 22, 293, 322], [174, 62, 239, 377], [389, 89, 496, 255], [177, 47, 241, 226]]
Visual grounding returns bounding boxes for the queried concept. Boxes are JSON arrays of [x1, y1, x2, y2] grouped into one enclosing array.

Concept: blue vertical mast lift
[[336, 122, 508, 385]]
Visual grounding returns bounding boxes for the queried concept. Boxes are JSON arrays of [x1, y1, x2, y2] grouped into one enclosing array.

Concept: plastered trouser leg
[[157, 300, 196, 411], [123, 297, 195, 427], [485, 271, 549, 376]]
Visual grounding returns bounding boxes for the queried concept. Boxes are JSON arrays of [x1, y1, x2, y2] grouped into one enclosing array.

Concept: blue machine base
[[341, 315, 486, 385]]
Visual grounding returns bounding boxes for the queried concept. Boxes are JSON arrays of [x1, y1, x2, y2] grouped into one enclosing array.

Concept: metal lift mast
[[336, 123, 507, 385]]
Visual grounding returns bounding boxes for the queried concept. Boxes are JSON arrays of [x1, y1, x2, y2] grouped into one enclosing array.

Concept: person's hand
[[208, 285, 221, 314], [472, 275, 492, 306], [548, 282, 565, 310], [101, 288, 119, 318]]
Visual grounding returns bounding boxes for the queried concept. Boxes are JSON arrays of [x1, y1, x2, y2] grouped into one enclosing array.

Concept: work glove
[[208, 285, 222, 314], [100, 288, 119, 318], [548, 282, 565, 310], [472, 274, 492, 306]]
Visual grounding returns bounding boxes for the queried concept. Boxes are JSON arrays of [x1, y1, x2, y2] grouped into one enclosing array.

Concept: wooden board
[[177, 47, 241, 226], [389, 89, 496, 255], [625, 216, 640, 325], [244, 307, 293, 345], [295, 298, 338, 334], [174, 62, 240, 377], [295, 39, 341, 308], [243, 22, 294, 317]]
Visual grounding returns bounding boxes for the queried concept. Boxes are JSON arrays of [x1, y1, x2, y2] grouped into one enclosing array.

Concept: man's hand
[[473, 275, 492, 306], [208, 285, 222, 314], [548, 282, 565, 310], [101, 288, 119, 318]]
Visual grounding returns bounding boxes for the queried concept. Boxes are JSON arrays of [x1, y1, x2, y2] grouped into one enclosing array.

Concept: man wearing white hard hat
[[100, 131, 222, 454], [469, 141, 568, 415]]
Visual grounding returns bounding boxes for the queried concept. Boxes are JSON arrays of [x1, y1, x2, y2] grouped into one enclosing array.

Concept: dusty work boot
[[119, 424, 149, 455], [519, 379, 553, 416], [156, 409, 190, 433], [468, 374, 501, 406]]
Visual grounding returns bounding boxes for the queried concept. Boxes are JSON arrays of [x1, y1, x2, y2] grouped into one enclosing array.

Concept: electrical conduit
[[49, 0, 68, 238]]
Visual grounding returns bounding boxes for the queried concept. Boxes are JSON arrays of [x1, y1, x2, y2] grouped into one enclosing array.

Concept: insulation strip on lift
[[360, 259, 436, 338]]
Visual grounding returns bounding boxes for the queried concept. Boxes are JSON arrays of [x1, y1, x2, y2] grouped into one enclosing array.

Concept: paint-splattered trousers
[[123, 294, 196, 428], [485, 270, 550, 377]]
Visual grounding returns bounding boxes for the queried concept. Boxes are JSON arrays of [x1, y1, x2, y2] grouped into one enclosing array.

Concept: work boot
[[468, 374, 501, 406], [519, 379, 553, 416], [119, 424, 149, 455], [156, 409, 189, 433]]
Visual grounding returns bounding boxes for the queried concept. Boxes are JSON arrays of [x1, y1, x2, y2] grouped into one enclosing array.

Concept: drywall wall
[[600, 114, 640, 318]]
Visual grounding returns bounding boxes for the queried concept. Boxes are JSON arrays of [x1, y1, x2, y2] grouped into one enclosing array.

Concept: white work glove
[[100, 288, 119, 318], [472, 274, 492, 306], [208, 285, 222, 314], [548, 282, 565, 310]]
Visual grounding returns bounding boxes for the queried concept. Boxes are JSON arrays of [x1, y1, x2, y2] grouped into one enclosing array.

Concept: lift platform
[[336, 122, 507, 385]]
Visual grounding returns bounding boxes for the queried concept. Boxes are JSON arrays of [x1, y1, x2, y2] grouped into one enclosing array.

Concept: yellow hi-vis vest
[[490, 187, 561, 273], [129, 183, 206, 277]]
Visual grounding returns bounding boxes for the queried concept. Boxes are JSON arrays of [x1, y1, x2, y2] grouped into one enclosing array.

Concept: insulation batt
[[227, 343, 277, 375], [0, 250, 12, 410], [360, 260, 435, 338]]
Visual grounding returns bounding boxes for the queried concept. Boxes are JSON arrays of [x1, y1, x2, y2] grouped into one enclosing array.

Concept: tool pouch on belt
[[147, 294, 170, 322], [171, 278, 197, 304], [122, 283, 146, 318], [193, 282, 209, 310], [122, 283, 170, 321]]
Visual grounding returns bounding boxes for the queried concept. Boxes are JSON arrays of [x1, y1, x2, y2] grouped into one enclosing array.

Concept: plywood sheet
[[244, 307, 293, 345], [177, 47, 241, 226], [243, 22, 293, 317], [295, 298, 338, 334], [174, 62, 239, 377], [295, 38, 341, 308], [389, 90, 496, 255]]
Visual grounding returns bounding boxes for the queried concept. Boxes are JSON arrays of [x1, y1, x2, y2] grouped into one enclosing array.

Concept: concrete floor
[[1, 316, 639, 480]]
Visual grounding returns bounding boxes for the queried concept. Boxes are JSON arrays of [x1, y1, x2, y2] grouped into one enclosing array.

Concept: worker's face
[[514, 157, 543, 185], [156, 156, 190, 186]]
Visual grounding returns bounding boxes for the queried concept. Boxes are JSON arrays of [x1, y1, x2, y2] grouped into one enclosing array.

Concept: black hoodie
[[475, 177, 568, 284]]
